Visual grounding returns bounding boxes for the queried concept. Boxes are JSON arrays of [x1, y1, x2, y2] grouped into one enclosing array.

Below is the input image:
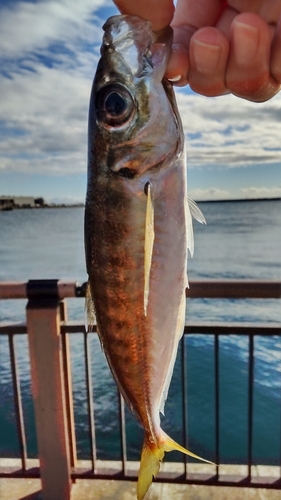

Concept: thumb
[[113, 0, 175, 32]]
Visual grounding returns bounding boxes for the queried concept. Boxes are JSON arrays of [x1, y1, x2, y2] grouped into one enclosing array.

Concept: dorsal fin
[[144, 182, 155, 316]]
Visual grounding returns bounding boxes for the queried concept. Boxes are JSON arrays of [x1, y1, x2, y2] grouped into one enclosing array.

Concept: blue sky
[[0, 0, 281, 203]]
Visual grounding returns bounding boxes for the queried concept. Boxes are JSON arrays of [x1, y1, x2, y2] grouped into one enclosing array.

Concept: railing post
[[60, 300, 77, 470], [26, 288, 72, 500]]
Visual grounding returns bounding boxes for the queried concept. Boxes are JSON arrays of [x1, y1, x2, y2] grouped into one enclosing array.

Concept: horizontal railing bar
[[0, 280, 84, 300], [0, 468, 40, 479], [184, 323, 281, 335], [1, 458, 279, 482], [186, 280, 281, 299], [0, 282, 27, 299], [71, 471, 281, 489], [1, 280, 281, 300], [1, 321, 279, 336], [0, 323, 27, 334], [61, 321, 94, 334], [60, 321, 281, 336], [1, 464, 279, 489], [0, 465, 279, 488]]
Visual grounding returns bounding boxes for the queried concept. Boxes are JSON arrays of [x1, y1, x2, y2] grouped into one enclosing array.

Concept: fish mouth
[[102, 15, 173, 78], [102, 15, 154, 78]]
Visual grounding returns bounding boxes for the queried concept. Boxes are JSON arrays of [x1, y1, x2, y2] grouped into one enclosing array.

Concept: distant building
[[0, 197, 14, 210], [14, 196, 36, 208], [0, 196, 44, 210]]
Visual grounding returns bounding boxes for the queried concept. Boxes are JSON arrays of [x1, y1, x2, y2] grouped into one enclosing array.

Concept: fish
[[85, 14, 209, 500]]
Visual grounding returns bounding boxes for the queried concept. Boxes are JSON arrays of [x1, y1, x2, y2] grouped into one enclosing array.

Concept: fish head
[[89, 15, 182, 179]]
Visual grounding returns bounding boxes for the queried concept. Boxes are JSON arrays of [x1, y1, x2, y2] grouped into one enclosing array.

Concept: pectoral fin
[[185, 197, 206, 258], [188, 197, 206, 225], [144, 182, 155, 316]]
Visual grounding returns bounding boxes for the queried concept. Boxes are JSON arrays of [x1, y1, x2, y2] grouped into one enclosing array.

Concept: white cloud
[[0, 65, 90, 174], [0, 0, 110, 59], [176, 90, 281, 167], [188, 188, 230, 201], [0, 0, 116, 176], [48, 195, 84, 205], [241, 186, 281, 199]]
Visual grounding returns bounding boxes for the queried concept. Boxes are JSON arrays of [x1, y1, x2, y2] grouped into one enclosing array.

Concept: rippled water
[[0, 201, 280, 464]]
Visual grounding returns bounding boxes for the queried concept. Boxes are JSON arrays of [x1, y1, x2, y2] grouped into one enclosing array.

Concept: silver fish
[[85, 15, 208, 500]]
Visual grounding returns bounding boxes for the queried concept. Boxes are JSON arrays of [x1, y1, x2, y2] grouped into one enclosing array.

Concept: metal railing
[[0, 279, 280, 500]]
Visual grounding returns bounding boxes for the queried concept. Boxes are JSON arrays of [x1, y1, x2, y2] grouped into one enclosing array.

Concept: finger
[[226, 13, 280, 101], [165, 43, 190, 86], [188, 27, 230, 96], [165, 25, 195, 85], [271, 14, 281, 83], [113, 0, 174, 31], [259, 0, 281, 24], [229, 0, 280, 24], [172, 0, 225, 30], [167, 0, 226, 85]]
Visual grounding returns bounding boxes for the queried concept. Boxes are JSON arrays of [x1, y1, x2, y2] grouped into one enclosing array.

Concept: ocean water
[[0, 201, 280, 465]]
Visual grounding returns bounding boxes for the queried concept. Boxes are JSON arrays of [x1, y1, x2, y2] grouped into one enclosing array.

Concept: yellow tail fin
[[137, 431, 214, 500]]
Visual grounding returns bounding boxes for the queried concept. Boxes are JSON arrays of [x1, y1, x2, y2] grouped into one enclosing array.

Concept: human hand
[[113, 0, 281, 102]]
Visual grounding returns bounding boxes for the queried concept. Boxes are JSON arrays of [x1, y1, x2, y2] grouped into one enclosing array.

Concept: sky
[[0, 0, 281, 203]]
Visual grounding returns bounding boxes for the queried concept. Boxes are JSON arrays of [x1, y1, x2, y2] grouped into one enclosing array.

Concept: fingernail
[[168, 75, 182, 82], [171, 43, 184, 53], [192, 39, 222, 73], [232, 20, 259, 64]]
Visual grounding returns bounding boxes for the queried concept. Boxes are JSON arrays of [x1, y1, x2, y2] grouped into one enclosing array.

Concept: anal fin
[[85, 281, 96, 332]]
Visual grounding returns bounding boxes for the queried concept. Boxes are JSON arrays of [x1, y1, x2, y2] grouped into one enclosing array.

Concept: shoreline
[[1, 197, 280, 211], [0, 203, 85, 211], [197, 197, 281, 203]]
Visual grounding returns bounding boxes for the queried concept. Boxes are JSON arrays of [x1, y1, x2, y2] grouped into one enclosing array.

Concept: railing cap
[[1, 279, 281, 300]]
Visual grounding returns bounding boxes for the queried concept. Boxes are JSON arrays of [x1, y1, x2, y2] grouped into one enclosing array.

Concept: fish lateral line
[[144, 182, 155, 316]]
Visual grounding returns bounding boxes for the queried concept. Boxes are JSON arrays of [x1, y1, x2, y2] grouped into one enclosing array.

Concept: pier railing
[[0, 279, 280, 500]]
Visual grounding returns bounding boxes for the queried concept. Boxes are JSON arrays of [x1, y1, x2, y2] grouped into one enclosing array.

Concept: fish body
[[85, 15, 208, 499]]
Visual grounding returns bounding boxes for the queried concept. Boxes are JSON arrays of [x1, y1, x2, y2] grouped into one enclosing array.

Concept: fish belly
[[144, 159, 187, 427]]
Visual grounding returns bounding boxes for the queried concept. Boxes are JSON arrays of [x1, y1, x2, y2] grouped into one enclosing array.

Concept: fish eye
[[105, 92, 126, 116], [95, 84, 135, 127]]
